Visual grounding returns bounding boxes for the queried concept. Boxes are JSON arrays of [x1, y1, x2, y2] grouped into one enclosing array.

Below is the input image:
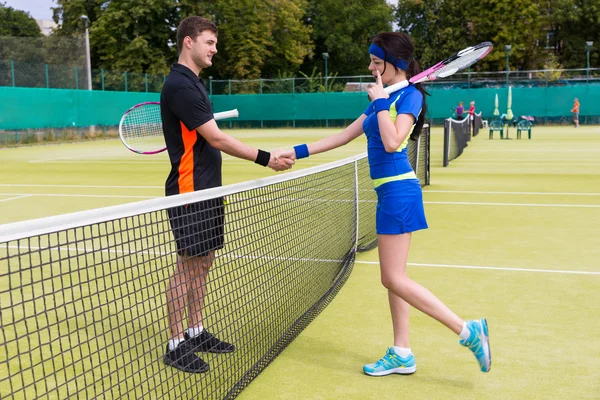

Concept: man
[[571, 98, 580, 128], [160, 16, 294, 373]]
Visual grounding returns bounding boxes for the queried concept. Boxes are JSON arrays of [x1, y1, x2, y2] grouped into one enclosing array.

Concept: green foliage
[[5, 0, 598, 84], [550, 0, 599, 69], [536, 53, 563, 81], [303, 0, 393, 77], [296, 67, 340, 92], [396, 0, 550, 71], [208, 0, 312, 80], [0, 2, 42, 37]]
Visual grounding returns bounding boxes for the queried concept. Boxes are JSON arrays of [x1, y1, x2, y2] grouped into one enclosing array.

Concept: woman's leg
[[378, 233, 463, 334]]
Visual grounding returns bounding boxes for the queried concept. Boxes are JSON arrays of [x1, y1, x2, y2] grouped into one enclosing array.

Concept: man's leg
[[187, 252, 214, 330], [164, 252, 209, 372], [183, 250, 235, 353]]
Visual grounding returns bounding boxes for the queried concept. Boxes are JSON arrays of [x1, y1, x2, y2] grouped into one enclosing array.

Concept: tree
[[550, 0, 600, 70], [303, 0, 393, 77], [0, 2, 42, 37], [396, 0, 551, 72], [206, 0, 312, 82], [90, 0, 179, 76]]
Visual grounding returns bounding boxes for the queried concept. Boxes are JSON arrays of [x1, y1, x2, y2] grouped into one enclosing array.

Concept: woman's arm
[[377, 112, 414, 152], [305, 114, 367, 156]]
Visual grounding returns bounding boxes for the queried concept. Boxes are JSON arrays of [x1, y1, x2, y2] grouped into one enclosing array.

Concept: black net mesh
[[443, 117, 471, 167], [0, 151, 425, 400]]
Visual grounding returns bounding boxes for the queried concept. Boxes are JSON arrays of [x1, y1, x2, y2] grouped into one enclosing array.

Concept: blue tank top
[[362, 84, 423, 187]]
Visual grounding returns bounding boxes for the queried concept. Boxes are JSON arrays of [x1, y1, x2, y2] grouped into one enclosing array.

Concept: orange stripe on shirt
[[178, 121, 197, 194]]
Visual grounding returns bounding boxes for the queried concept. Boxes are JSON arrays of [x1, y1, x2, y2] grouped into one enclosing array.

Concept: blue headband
[[369, 43, 409, 71]]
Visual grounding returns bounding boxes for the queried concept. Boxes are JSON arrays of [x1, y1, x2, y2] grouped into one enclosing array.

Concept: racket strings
[[121, 104, 165, 153], [432, 46, 492, 79]]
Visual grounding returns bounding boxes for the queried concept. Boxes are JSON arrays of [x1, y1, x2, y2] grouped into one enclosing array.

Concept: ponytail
[[406, 59, 429, 141]]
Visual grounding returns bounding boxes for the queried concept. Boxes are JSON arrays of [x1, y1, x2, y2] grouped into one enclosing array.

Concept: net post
[[353, 159, 359, 251], [443, 119, 450, 167]]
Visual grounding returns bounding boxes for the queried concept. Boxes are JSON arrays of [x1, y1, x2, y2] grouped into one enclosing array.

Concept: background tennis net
[[443, 116, 471, 167], [0, 139, 430, 399]]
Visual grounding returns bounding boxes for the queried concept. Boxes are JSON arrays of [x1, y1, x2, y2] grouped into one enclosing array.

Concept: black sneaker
[[163, 341, 209, 373], [184, 330, 235, 353]]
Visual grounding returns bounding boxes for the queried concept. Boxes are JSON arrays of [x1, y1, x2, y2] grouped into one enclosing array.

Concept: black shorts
[[167, 198, 225, 257]]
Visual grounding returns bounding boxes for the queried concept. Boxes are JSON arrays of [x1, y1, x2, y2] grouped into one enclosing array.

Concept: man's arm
[[196, 119, 293, 171]]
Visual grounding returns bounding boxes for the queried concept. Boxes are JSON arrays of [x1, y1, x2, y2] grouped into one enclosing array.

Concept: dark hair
[[176, 16, 218, 54], [372, 32, 429, 141]]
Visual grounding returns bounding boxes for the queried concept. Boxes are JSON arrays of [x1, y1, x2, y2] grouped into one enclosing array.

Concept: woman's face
[[368, 55, 397, 85]]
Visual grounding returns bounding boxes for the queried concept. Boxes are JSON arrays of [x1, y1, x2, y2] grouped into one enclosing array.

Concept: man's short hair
[[176, 16, 218, 54]]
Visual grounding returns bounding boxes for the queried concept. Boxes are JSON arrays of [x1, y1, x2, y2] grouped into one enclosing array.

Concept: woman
[[279, 32, 491, 375]]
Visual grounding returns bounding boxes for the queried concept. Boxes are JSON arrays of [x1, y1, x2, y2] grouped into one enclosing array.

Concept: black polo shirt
[[160, 63, 222, 196]]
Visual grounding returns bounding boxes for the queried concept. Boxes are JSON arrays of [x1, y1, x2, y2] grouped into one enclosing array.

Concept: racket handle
[[384, 80, 409, 94], [214, 109, 239, 121]]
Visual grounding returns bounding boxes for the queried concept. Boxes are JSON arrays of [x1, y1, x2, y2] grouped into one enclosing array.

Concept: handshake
[[265, 148, 298, 172]]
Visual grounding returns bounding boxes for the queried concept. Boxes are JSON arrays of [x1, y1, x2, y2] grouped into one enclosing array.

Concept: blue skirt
[[375, 179, 428, 234]]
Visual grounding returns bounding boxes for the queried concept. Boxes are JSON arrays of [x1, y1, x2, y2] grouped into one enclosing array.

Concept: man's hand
[[367, 70, 389, 102], [268, 150, 295, 171], [275, 148, 297, 161]]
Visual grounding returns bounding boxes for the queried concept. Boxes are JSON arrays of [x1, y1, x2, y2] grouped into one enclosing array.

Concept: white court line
[[449, 149, 600, 153], [0, 183, 163, 189], [425, 201, 600, 208], [425, 190, 600, 196], [449, 162, 600, 166], [0, 193, 157, 199], [29, 151, 121, 163], [0, 194, 32, 203], [356, 260, 600, 275], [5, 245, 598, 275]]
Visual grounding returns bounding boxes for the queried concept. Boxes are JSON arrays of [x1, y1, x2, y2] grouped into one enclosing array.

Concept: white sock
[[393, 346, 412, 358], [188, 325, 204, 338], [168, 338, 183, 351], [459, 322, 470, 341]]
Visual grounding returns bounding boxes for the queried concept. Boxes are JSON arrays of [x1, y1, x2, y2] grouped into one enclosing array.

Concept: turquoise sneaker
[[460, 319, 492, 372], [363, 348, 416, 376]]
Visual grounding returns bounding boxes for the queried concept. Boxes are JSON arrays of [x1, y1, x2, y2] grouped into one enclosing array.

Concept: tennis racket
[[384, 42, 493, 94], [119, 102, 239, 155]]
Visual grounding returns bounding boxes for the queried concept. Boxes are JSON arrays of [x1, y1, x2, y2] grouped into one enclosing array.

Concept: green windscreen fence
[[1, 85, 600, 130]]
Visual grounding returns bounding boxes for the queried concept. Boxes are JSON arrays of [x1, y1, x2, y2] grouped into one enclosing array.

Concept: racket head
[[119, 102, 166, 155], [410, 42, 493, 84]]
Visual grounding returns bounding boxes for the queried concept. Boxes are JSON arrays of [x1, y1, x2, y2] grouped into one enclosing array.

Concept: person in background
[[456, 101, 464, 119], [468, 101, 476, 131], [571, 98, 580, 128]]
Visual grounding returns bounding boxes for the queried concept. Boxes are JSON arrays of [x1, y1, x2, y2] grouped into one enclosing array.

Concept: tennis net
[[0, 141, 430, 399], [443, 116, 471, 167], [472, 112, 483, 137]]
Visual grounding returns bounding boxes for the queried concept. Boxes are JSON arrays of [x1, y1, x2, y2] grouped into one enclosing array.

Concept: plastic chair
[[489, 119, 504, 139], [516, 120, 533, 139]]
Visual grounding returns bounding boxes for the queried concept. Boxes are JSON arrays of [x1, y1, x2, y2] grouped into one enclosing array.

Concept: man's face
[[189, 30, 218, 69]]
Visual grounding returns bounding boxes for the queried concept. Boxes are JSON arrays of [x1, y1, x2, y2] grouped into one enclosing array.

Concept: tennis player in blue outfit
[[279, 32, 491, 376]]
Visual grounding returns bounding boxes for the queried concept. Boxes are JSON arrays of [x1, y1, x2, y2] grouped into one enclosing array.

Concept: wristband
[[294, 144, 309, 159], [372, 98, 389, 114], [254, 149, 270, 167]]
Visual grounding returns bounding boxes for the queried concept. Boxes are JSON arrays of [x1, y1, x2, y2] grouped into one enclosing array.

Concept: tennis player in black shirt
[[160, 16, 294, 373]]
